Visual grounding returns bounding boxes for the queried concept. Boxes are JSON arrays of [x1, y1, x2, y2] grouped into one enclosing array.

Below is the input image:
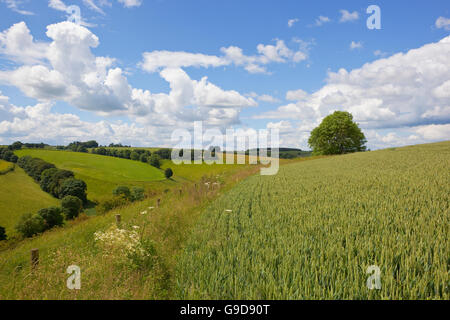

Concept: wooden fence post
[[157, 198, 161, 208], [31, 248, 39, 270], [115, 214, 121, 227]]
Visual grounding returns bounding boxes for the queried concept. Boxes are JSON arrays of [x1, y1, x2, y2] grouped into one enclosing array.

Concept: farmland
[[0, 166, 60, 236], [176, 141, 450, 299]]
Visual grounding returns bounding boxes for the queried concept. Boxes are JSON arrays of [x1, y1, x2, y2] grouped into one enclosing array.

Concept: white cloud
[[0, 21, 255, 131], [247, 92, 280, 103], [350, 41, 363, 50], [435, 16, 450, 31], [141, 39, 308, 74], [117, 0, 141, 8], [288, 18, 299, 28], [339, 10, 359, 23], [1, 0, 34, 15], [286, 89, 308, 101], [314, 16, 331, 27], [255, 36, 450, 148]]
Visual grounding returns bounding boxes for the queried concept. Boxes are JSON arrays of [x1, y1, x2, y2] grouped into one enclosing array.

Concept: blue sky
[[0, 0, 449, 149]]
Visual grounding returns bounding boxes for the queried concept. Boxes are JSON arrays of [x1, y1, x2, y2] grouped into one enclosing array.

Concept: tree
[[10, 141, 23, 150], [38, 207, 64, 229], [59, 178, 88, 203], [113, 185, 131, 200], [130, 151, 140, 161], [0, 226, 6, 241], [139, 154, 148, 163], [164, 168, 173, 179], [16, 213, 46, 238], [149, 154, 161, 168], [308, 111, 367, 155], [61, 196, 83, 220]]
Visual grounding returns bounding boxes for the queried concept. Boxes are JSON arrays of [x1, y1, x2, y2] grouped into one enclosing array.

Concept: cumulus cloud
[[141, 39, 309, 74], [435, 16, 450, 31], [314, 16, 331, 27], [255, 36, 450, 148], [288, 18, 299, 28], [0, 21, 255, 132], [339, 10, 359, 23]]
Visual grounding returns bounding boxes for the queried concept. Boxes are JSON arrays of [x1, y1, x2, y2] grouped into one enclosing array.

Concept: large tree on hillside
[[308, 111, 367, 155]]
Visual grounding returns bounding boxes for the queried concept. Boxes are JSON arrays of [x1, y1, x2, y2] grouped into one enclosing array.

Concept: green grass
[[0, 157, 260, 299], [0, 160, 13, 172], [0, 166, 60, 237], [15, 149, 166, 200], [176, 141, 450, 299]]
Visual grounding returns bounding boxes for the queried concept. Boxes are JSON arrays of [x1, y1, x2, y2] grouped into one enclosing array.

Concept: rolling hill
[[15, 149, 166, 200]]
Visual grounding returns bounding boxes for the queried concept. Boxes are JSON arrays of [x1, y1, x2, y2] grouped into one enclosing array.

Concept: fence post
[[157, 198, 161, 208], [31, 249, 39, 270], [115, 214, 121, 227]]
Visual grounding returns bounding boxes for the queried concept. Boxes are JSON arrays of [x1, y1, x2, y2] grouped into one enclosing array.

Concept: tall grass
[[176, 142, 450, 299]]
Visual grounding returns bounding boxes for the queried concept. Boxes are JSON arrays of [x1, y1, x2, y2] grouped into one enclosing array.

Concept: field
[[1, 142, 448, 299], [0, 166, 60, 237], [0, 160, 14, 174], [15, 149, 166, 200], [176, 142, 450, 299]]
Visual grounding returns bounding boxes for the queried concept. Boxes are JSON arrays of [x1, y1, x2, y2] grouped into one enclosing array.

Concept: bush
[[139, 154, 148, 163], [38, 206, 64, 229], [130, 151, 140, 161], [149, 154, 161, 168], [113, 185, 131, 200], [0, 226, 6, 241], [59, 178, 88, 203], [61, 196, 83, 220], [16, 213, 46, 238], [97, 196, 128, 215], [131, 187, 145, 202], [164, 168, 173, 179]]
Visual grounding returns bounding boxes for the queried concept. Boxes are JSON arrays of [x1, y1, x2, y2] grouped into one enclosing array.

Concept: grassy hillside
[[15, 149, 166, 200], [0, 166, 60, 237], [0, 159, 261, 299], [176, 141, 450, 299]]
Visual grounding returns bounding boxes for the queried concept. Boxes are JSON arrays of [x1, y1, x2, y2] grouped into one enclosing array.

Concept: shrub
[[59, 178, 88, 203], [38, 207, 64, 229], [130, 151, 140, 161], [139, 154, 148, 163], [113, 186, 131, 200], [16, 213, 46, 238], [61, 196, 83, 220], [149, 154, 161, 168], [164, 168, 173, 179], [97, 196, 128, 215], [131, 187, 145, 202], [0, 226, 6, 241]]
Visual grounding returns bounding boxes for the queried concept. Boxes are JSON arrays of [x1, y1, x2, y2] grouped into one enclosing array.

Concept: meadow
[[15, 149, 166, 200], [176, 141, 449, 299], [0, 166, 60, 236]]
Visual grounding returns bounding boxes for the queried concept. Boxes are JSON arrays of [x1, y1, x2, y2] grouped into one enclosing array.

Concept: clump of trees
[[66, 140, 99, 152], [61, 196, 83, 220], [98, 186, 145, 214], [91, 147, 168, 169], [308, 111, 367, 155], [15, 206, 65, 238], [17, 156, 87, 203], [0, 147, 18, 163]]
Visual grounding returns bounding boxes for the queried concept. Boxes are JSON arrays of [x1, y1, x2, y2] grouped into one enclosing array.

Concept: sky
[[0, 0, 449, 150]]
